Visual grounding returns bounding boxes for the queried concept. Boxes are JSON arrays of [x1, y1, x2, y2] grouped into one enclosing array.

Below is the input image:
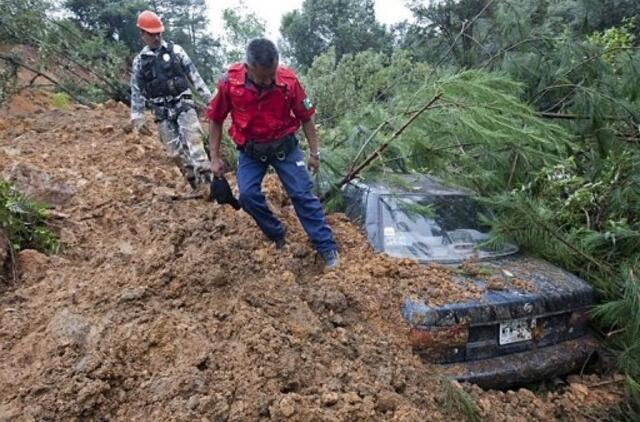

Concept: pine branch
[[429, 0, 496, 75], [0, 54, 92, 106], [480, 37, 552, 69], [320, 92, 443, 201], [507, 151, 519, 190], [383, 142, 486, 163], [347, 120, 389, 174], [537, 112, 627, 121], [0, 15, 127, 98], [518, 200, 614, 275], [560, 46, 640, 80]]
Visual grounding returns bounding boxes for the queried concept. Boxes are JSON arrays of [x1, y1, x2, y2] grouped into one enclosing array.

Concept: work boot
[[320, 250, 340, 270], [186, 176, 197, 190]]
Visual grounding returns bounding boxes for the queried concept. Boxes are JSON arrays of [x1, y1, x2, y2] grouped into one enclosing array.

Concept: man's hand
[[301, 120, 320, 173], [210, 156, 225, 177], [307, 154, 320, 173]]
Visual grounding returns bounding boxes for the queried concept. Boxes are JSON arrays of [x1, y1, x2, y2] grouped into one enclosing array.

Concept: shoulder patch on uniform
[[302, 97, 313, 110]]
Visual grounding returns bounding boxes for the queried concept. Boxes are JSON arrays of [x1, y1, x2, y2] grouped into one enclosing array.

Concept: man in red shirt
[[207, 38, 339, 269]]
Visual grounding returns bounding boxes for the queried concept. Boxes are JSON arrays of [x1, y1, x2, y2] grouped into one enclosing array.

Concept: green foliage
[[280, 0, 392, 69], [152, 0, 223, 83], [220, 3, 266, 65], [51, 92, 71, 109], [403, 0, 640, 69], [0, 58, 18, 105], [2, 0, 223, 101], [64, 0, 149, 51], [588, 18, 637, 62], [0, 179, 58, 254], [1, 0, 131, 102], [404, 0, 495, 67], [442, 380, 481, 422], [306, 50, 570, 197], [304, 49, 431, 125], [0, 0, 50, 43]]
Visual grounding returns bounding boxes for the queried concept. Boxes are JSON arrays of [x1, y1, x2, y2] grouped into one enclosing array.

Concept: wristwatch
[[310, 151, 320, 159]]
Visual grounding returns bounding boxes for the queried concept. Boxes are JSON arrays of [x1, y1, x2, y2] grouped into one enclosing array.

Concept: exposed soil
[[0, 88, 629, 421]]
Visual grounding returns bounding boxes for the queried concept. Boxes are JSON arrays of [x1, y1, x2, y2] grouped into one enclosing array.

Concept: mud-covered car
[[343, 174, 599, 388]]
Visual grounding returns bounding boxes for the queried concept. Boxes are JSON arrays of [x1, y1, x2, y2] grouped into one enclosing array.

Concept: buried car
[[342, 174, 599, 389]]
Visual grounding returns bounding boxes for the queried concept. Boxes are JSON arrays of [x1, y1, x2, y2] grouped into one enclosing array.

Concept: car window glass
[[378, 194, 517, 263]]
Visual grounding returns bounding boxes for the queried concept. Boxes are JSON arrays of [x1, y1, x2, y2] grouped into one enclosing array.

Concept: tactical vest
[[140, 43, 189, 99]]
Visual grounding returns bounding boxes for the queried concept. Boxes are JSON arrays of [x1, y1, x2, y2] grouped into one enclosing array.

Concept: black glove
[[209, 176, 241, 210]]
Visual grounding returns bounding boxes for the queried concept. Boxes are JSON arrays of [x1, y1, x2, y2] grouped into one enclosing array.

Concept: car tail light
[[409, 324, 469, 363]]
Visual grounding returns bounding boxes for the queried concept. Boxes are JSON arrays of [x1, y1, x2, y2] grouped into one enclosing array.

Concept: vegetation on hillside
[[0, 180, 58, 255]]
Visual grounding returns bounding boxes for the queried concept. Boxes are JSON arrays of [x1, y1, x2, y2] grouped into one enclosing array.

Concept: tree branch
[[0, 54, 92, 106], [347, 120, 389, 174], [320, 92, 443, 202], [536, 111, 626, 121], [429, 0, 496, 74]]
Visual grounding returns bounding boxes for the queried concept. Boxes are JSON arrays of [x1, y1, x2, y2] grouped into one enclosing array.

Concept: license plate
[[499, 318, 535, 345]]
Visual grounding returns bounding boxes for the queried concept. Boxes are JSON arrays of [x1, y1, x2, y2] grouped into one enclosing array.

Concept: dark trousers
[[236, 145, 336, 254]]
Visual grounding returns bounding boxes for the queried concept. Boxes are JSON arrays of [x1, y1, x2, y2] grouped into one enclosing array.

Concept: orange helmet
[[137, 10, 164, 34]]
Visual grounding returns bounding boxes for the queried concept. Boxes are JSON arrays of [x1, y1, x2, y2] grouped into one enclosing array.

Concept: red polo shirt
[[207, 63, 315, 147]]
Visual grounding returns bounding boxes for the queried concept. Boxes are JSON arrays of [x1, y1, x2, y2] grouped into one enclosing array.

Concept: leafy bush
[[50, 92, 71, 109], [0, 179, 58, 254]]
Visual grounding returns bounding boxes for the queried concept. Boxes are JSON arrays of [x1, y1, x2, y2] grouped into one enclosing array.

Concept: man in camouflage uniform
[[130, 10, 212, 189]]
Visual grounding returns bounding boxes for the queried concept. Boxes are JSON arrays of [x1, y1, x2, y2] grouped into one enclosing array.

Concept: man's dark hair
[[246, 38, 279, 68]]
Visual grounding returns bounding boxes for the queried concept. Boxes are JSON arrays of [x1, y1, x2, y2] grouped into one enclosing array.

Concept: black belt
[[151, 96, 194, 122], [150, 94, 192, 106], [241, 134, 297, 162]]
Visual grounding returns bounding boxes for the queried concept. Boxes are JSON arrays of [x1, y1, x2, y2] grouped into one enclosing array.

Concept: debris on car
[[343, 174, 599, 388]]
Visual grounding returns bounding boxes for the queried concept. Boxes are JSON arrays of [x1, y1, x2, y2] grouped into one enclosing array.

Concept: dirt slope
[[0, 93, 626, 421]]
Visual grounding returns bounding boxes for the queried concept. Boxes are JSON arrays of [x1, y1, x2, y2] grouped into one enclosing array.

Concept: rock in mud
[[3, 162, 77, 205], [46, 308, 92, 347], [16, 249, 49, 283]]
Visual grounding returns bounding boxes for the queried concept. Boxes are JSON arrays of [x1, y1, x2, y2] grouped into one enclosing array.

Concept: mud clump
[[2, 162, 77, 206], [0, 91, 628, 421]]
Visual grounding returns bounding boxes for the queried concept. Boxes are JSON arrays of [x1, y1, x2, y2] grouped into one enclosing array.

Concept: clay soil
[[0, 90, 628, 421]]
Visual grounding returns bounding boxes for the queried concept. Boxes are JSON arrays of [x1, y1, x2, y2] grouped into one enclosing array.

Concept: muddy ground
[[0, 90, 628, 421]]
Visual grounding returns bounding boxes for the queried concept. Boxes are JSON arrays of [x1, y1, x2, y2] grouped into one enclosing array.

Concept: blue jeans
[[237, 145, 336, 254]]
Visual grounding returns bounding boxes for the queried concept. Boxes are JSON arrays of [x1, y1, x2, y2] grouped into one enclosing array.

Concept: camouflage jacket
[[130, 40, 212, 121]]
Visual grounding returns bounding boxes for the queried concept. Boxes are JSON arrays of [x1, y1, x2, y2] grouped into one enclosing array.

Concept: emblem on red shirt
[[303, 97, 313, 110]]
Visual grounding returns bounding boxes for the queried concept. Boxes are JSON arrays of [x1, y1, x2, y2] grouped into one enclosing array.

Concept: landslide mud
[[0, 94, 627, 421]]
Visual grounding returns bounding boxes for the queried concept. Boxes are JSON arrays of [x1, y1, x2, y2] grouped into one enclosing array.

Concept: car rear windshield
[[378, 194, 518, 263]]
